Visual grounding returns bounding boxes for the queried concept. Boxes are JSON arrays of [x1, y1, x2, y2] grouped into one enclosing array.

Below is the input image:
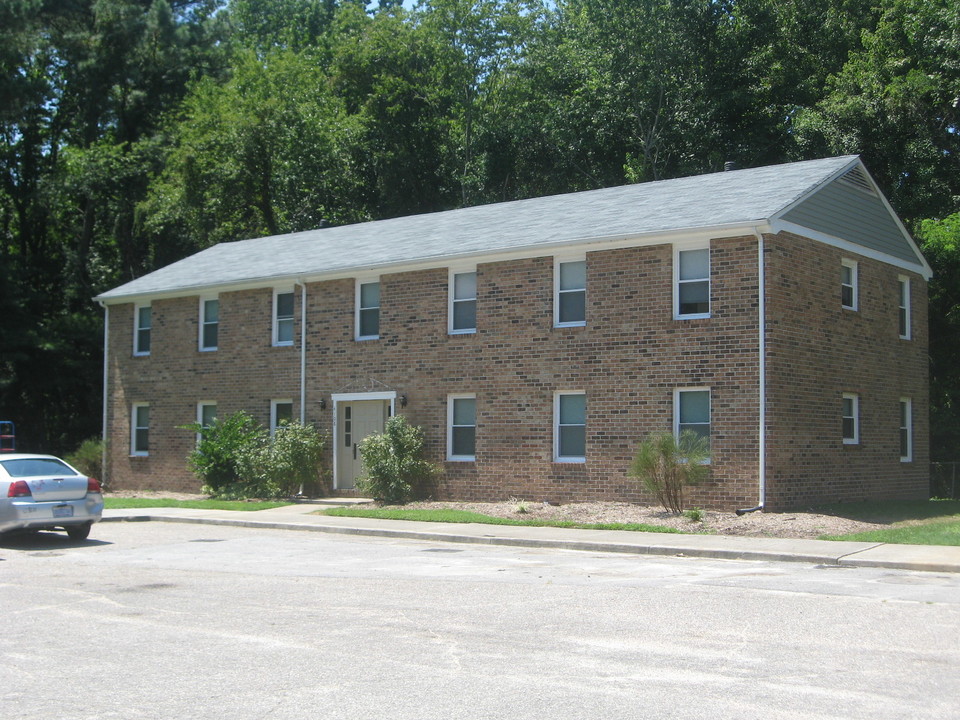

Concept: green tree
[[792, 0, 960, 221], [917, 214, 960, 460], [144, 48, 367, 249]]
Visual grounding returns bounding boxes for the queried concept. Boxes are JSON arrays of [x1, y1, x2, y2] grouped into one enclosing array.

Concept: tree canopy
[[2, 0, 958, 458]]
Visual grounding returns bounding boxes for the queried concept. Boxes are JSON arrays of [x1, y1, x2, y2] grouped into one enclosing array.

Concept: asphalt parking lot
[[2, 522, 958, 720]]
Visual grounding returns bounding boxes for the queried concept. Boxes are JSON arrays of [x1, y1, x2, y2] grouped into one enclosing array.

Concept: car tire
[[65, 523, 91, 541]]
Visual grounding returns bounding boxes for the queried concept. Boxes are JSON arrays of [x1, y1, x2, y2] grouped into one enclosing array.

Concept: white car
[[0, 454, 104, 540]]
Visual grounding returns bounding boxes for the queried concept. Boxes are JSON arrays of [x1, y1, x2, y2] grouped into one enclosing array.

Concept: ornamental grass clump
[[630, 430, 711, 513]]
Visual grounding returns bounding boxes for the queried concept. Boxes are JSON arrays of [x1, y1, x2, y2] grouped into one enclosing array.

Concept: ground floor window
[[554, 392, 586, 462], [448, 395, 476, 461], [271, 400, 293, 435], [900, 398, 912, 462], [674, 388, 711, 454], [842, 393, 860, 444], [131, 403, 149, 456]]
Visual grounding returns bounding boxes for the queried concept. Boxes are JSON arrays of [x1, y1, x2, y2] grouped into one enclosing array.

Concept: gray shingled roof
[[98, 155, 870, 302]]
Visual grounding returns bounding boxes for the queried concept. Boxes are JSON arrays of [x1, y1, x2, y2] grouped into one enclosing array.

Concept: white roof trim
[[771, 220, 932, 279], [770, 157, 932, 279], [97, 221, 772, 305]]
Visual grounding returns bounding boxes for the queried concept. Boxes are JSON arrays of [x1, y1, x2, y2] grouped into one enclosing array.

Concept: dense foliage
[[357, 415, 440, 504], [2, 0, 959, 457], [186, 411, 326, 498]]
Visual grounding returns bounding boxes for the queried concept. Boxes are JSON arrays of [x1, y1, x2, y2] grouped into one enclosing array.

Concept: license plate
[[53, 505, 74, 518]]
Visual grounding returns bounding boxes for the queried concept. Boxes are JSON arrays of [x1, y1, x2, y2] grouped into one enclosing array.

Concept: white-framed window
[[674, 388, 711, 455], [199, 297, 219, 351], [898, 276, 911, 339], [449, 270, 477, 334], [196, 402, 217, 443], [270, 399, 293, 435], [675, 246, 710, 319], [134, 304, 152, 356], [554, 392, 586, 462], [842, 392, 860, 444], [131, 403, 149, 456], [841, 259, 858, 310], [554, 258, 586, 327], [273, 290, 295, 346], [356, 279, 380, 340], [899, 398, 913, 462], [447, 394, 477, 461]]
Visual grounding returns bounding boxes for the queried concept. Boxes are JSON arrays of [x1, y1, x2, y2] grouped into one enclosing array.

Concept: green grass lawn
[[103, 497, 293, 511], [818, 499, 960, 545], [321, 506, 681, 534]]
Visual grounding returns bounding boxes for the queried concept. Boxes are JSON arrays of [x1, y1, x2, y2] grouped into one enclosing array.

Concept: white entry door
[[336, 400, 389, 489]]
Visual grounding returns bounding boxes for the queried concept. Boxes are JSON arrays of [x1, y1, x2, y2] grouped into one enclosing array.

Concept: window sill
[[554, 322, 586, 329], [355, 336, 380, 342], [554, 457, 585, 464], [449, 329, 477, 336], [447, 456, 476, 463], [674, 313, 710, 321]]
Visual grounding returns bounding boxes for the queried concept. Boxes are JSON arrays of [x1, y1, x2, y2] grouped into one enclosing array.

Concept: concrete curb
[[101, 511, 960, 574]]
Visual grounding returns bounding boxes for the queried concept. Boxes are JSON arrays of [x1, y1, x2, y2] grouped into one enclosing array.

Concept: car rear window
[[0, 458, 79, 478]]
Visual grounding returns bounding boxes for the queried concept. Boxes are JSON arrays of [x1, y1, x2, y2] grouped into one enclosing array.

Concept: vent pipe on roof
[[723, 161, 737, 172]]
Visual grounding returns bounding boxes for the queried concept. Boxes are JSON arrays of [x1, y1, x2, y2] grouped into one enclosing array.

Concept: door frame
[[331, 391, 397, 490]]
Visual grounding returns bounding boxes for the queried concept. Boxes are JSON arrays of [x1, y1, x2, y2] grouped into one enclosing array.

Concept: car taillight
[[87, 477, 102, 493], [7, 480, 31, 498]]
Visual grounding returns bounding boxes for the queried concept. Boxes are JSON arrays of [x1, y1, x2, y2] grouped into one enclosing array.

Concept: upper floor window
[[200, 297, 219, 351], [273, 290, 294, 346], [841, 259, 858, 310], [554, 392, 586, 462], [675, 388, 711, 456], [898, 276, 911, 339], [134, 304, 151, 356], [450, 270, 477, 334], [842, 392, 860, 444], [131, 403, 149, 456], [899, 398, 913, 462], [447, 395, 477, 461], [555, 259, 586, 327], [271, 399, 293, 435], [357, 280, 380, 340], [675, 247, 710, 319]]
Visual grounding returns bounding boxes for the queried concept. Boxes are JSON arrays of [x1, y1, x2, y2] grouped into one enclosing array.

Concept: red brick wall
[[104, 231, 929, 509], [763, 233, 928, 508]]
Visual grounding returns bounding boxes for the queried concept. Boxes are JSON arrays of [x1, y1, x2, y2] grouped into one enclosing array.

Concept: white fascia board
[[770, 220, 932, 280], [770, 157, 933, 280], [95, 221, 772, 305]]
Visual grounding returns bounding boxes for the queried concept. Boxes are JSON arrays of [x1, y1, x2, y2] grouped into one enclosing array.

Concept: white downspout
[[739, 228, 766, 514], [755, 227, 767, 510], [98, 301, 109, 486], [297, 279, 307, 424], [297, 280, 307, 497]]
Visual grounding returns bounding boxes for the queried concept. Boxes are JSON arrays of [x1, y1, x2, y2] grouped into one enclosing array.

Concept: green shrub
[[683, 507, 704, 522], [356, 415, 440, 504], [184, 411, 265, 493], [237, 421, 327, 498], [65, 438, 103, 481], [630, 430, 711, 513]]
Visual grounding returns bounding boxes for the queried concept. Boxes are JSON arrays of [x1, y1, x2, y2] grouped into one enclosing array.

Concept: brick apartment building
[[96, 156, 931, 510]]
